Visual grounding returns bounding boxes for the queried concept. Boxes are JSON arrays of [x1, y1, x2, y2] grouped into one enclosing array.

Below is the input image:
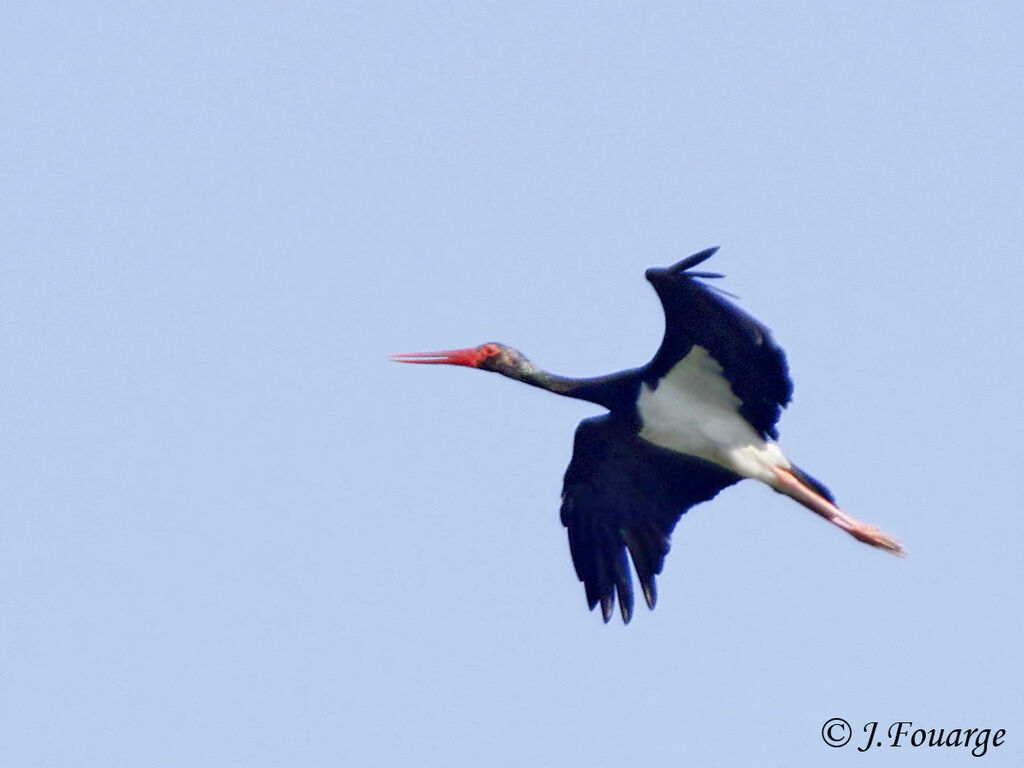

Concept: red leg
[[772, 468, 905, 555]]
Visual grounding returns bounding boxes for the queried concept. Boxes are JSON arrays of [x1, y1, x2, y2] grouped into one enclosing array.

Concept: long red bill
[[389, 348, 484, 367]]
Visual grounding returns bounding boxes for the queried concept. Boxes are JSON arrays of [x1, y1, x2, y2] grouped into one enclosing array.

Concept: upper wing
[[644, 248, 792, 440], [560, 415, 740, 623]]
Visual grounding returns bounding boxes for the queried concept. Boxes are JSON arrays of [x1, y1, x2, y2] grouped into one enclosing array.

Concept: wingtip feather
[[641, 579, 657, 610], [646, 247, 722, 283], [678, 246, 720, 271], [600, 596, 614, 623]]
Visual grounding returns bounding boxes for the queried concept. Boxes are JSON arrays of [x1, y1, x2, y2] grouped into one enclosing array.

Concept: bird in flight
[[393, 248, 903, 623]]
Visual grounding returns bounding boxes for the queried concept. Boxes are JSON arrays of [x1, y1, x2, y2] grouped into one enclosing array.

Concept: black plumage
[[555, 249, 795, 621], [560, 414, 740, 623], [393, 247, 903, 624], [644, 247, 792, 440]]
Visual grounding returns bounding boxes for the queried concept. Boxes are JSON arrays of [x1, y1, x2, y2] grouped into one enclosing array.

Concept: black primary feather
[[560, 415, 741, 623]]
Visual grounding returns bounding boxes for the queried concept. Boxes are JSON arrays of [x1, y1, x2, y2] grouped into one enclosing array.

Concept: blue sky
[[3, 3, 1022, 766]]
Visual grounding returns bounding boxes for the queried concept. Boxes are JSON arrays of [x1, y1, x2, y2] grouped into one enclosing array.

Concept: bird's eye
[[481, 344, 501, 357]]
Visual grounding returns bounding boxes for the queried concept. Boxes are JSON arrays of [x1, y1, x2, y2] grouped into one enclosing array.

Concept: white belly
[[636, 345, 791, 483]]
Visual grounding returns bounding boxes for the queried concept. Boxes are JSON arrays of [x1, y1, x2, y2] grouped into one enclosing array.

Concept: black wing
[[560, 415, 741, 623], [644, 247, 792, 440]]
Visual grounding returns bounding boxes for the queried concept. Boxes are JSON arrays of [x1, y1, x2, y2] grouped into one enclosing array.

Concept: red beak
[[390, 347, 485, 368]]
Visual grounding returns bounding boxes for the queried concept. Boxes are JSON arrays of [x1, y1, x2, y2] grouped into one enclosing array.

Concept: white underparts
[[636, 345, 791, 484]]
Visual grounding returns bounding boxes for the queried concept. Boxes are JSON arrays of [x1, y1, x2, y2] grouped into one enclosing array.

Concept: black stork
[[393, 248, 903, 623]]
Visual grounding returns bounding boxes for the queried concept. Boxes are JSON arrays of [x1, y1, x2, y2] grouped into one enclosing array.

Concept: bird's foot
[[846, 522, 905, 556]]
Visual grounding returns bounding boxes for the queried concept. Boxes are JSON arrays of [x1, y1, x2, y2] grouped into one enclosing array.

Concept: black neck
[[510, 366, 642, 413]]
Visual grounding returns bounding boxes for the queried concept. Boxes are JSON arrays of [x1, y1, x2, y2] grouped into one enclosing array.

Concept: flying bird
[[393, 248, 903, 623]]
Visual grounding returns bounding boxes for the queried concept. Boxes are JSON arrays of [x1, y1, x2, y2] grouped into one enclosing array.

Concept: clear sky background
[[3, 3, 1022, 766]]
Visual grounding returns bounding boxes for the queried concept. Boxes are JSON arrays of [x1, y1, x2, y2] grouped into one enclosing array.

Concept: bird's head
[[391, 342, 538, 380]]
